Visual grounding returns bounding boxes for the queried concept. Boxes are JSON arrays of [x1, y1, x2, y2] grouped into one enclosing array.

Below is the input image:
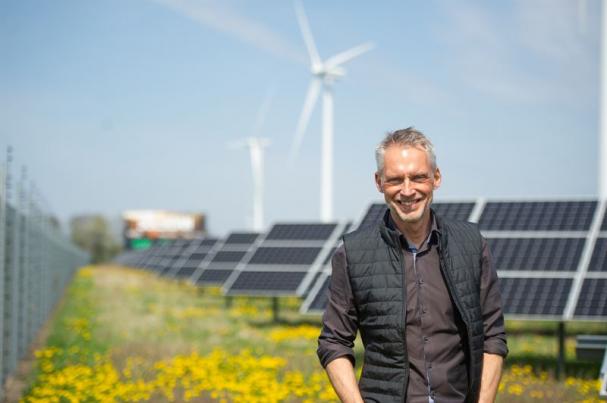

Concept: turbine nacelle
[[311, 64, 346, 80]]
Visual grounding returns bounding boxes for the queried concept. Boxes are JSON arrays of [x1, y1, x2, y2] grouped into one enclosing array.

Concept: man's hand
[[325, 357, 364, 403], [478, 353, 503, 403]]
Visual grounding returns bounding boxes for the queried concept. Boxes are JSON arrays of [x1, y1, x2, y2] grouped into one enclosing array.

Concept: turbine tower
[[601, 0, 607, 199], [290, 1, 373, 222], [230, 90, 273, 231], [230, 138, 270, 231]]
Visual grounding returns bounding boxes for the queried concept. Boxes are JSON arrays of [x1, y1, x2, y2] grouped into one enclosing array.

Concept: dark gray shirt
[[318, 216, 508, 402]]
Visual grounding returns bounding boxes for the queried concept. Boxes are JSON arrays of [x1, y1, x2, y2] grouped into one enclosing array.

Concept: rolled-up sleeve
[[480, 238, 509, 357], [317, 245, 359, 368]]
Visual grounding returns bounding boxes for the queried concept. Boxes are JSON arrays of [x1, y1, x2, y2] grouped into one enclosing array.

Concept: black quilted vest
[[342, 210, 484, 403]]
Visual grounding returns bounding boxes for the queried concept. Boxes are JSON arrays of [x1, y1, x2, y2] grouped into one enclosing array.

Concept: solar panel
[[223, 223, 348, 297], [174, 266, 198, 279], [588, 238, 607, 272], [175, 252, 207, 277], [170, 238, 219, 278], [190, 232, 262, 287], [431, 202, 475, 222], [299, 227, 352, 312], [479, 201, 596, 231], [356, 204, 386, 229], [488, 238, 585, 271], [574, 279, 607, 318], [211, 251, 247, 263], [323, 247, 337, 265], [248, 247, 322, 265], [228, 271, 307, 292], [265, 224, 337, 240], [500, 277, 572, 316], [224, 232, 260, 245], [307, 275, 331, 313], [198, 269, 237, 284]]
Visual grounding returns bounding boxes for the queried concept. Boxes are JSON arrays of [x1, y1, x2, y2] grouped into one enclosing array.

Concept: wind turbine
[[290, 1, 374, 222], [229, 90, 273, 231], [230, 137, 270, 231], [600, 0, 607, 199]]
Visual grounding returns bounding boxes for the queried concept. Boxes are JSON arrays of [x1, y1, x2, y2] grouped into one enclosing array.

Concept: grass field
[[18, 265, 606, 402]]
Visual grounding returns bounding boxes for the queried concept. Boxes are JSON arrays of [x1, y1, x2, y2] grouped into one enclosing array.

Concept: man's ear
[[433, 167, 442, 189], [374, 172, 384, 193]]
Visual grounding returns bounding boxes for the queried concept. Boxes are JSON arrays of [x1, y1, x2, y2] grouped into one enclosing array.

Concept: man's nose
[[399, 179, 415, 196]]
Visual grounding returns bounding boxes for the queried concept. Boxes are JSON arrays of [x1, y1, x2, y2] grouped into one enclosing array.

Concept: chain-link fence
[[0, 148, 89, 397]]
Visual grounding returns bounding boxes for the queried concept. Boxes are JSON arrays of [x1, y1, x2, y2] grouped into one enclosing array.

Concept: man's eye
[[412, 175, 429, 182], [386, 179, 401, 185]]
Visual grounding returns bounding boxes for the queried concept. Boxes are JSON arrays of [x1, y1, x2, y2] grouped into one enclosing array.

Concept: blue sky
[[0, 0, 602, 236]]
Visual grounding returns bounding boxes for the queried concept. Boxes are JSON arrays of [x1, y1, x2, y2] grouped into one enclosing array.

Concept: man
[[318, 128, 507, 403]]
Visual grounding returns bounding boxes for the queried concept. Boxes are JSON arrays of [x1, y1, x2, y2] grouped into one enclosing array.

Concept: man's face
[[375, 145, 441, 226]]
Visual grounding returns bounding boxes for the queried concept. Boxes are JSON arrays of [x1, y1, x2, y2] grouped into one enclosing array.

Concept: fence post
[[0, 156, 5, 397], [3, 147, 20, 384]]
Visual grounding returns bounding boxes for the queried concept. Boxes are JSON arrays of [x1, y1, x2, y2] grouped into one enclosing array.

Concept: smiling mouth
[[397, 199, 422, 210]]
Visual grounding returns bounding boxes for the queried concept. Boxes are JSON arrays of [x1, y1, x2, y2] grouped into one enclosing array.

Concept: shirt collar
[[385, 208, 440, 250]]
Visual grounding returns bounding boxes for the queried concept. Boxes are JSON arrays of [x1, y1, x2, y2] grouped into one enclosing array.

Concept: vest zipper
[[396, 244, 409, 402], [412, 251, 434, 401]]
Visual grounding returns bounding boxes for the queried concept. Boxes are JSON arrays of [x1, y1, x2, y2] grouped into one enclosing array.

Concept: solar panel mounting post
[[272, 297, 280, 323], [600, 347, 607, 399], [557, 321, 566, 380]]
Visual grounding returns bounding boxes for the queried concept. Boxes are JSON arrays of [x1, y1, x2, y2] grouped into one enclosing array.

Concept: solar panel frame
[[190, 232, 262, 286], [563, 199, 607, 320], [479, 200, 597, 231], [265, 224, 337, 241], [573, 278, 607, 319], [224, 232, 260, 245], [165, 238, 220, 279], [223, 222, 349, 297], [487, 237, 586, 272], [587, 238, 607, 272], [499, 277, 573, 318]]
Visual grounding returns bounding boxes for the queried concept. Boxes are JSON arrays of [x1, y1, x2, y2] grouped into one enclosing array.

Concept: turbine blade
[[294, 0, 321, 66], [325, 41, 374, 69], [290, 78, 321, 161], [253, 87, 275, 137]]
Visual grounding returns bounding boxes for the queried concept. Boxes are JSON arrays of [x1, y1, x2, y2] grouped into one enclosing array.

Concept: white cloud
[[152, 0, 307, 64]]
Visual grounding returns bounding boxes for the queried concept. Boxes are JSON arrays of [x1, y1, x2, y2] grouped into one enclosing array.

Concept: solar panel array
[[114, 199, 607, 321], [301, 199, 607, 321], [190, 232, 261, 286], [168, 238, 220, 279], [223, 223, 349, 296]]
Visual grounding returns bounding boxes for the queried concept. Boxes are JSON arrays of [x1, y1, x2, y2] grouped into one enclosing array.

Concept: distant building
[[122, 210, 206, 250]]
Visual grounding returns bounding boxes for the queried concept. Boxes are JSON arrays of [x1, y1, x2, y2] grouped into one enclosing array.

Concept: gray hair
[[375, 127, 437, 173]]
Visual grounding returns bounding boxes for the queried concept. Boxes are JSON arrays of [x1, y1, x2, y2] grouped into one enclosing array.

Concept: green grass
[[20, 265, 606, 402]]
